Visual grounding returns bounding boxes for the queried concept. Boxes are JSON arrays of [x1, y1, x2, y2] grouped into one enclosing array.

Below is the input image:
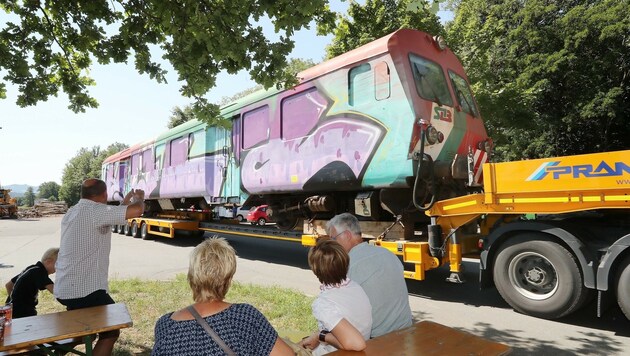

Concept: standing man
[[55, 179, 144, 356], [326, 213, 413, 338]]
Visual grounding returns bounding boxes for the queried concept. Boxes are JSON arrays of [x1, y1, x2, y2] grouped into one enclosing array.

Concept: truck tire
[[140, 223, 152, 240], [118, 225, 126, 235], [131, 221, 140, 238], [123, 224, 131, 236], [493, 233, 587, 319], [112, 225, 119, 233], [616, 256, 630, 320]]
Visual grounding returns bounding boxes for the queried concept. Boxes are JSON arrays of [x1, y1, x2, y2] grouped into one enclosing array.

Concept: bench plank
[[329, 320, 511, 355], [0, 304, 132, 353]]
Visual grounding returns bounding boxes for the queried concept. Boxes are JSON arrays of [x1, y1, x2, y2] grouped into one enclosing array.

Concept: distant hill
[[1, 184, 37, 197]]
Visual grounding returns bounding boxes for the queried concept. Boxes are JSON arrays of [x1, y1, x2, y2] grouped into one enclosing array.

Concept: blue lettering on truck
[[527, 161, 630, 181]]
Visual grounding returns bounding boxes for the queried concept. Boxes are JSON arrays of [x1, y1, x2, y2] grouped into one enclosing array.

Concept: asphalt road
[[1, 216, 629, 355]]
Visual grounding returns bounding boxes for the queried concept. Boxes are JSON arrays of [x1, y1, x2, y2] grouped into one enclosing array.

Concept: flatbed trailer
[[304, 149, 630, 320]]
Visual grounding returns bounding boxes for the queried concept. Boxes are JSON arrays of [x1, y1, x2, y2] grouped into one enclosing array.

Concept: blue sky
[[0, 1, 452, 187]]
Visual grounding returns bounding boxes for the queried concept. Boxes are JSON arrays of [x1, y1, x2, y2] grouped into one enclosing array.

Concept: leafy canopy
[[37, 181, 60, 201], [0, 0, 335, 125], [447, 0, 630, 160], [322, 0, 445, 58]]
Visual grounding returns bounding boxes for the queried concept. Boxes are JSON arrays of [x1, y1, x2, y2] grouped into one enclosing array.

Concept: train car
[[103, 29, 491, 232]]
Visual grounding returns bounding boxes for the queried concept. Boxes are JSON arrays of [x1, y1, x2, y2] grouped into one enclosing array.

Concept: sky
[[0, 1, 452, 187]]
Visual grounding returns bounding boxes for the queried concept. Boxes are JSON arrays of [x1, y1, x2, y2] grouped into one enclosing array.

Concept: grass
[[1, 275, 317, 355]]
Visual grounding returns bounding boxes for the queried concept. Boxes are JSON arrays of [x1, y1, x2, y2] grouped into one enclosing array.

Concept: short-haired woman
[[152, 237, 293, 355], [299, 239, 372, 355]]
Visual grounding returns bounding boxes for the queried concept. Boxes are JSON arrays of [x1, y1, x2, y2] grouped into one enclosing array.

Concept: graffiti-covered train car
[[103, 29, 491, 230]]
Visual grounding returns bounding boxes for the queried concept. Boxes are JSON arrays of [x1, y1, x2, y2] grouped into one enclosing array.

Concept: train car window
[[142, 149, 153, 172], [448, 71, 479, 117], [188, 130, 205, 159], [242, 105, 270, 149], [155, 144, 165, 171], [131, 154, 140, 175], [281, 88, 326, 140], [374, 62, 391, 100], [349, 63, 372, 106], [170, 136, 189, 166], [107, 163, 114, 179], [409, 54, 453, 107]]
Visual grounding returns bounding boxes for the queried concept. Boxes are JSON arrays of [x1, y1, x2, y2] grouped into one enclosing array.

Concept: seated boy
[[5, 247, 59, 318]]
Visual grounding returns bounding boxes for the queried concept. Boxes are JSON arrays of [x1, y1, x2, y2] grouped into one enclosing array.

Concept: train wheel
[[493, 233, 587, 319], [616, 256, 630, 320], [140, 223, 152, 240], [275, 215, 299, 231], [131, 221, 140, 238], [257, 218, 266, 226]]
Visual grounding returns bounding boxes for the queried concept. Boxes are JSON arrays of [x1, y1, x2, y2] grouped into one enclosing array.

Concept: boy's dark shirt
[[6, 261, 53, 318]]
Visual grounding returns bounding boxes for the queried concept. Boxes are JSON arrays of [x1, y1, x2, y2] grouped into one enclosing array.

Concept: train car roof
[[103, 139, 153, 164], [219, 28, 440, 116]]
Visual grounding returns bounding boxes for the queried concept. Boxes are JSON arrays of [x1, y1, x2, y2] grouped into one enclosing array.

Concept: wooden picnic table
[[0, 303, 132, 356], [329, 320, 511, 355]]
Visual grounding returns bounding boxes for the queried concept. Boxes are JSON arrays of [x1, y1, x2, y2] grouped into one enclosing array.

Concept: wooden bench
[[0, 303, 133, 356], [329, 320, 511, 355]]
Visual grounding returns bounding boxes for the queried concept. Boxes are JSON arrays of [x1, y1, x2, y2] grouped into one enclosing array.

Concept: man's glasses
[[330, 230, 346, 241]]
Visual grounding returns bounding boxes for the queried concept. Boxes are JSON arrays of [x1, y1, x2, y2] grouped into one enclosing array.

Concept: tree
[[0, 1, 336, 125], [167, 105, 195, 129], [23, 187, 35, 207], [447, 0, 630, 161], [59, 142, 128, 206], [321, 0, 445, 58], [37, 181, 60, 201]]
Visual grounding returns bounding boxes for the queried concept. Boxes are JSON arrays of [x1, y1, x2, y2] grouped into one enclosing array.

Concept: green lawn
[[2, 275, 316, 355]]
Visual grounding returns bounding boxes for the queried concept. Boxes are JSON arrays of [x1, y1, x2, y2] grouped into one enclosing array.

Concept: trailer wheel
[[131, 221, 140, 238], [117, 225, 126, 235], [112, 225, 119, 233], [123, 224, 131, 236], [493, 234, 587, 319], [616, 256, 630, 320], [140, 223, 152, 240]]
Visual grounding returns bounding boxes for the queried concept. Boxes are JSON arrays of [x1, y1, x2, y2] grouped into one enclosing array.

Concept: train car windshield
[[409, 54, 452, 107], [448, 71, 479, 117]]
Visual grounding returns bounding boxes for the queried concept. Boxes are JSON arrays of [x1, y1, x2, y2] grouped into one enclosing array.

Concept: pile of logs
[[18, 199, 68, 218]]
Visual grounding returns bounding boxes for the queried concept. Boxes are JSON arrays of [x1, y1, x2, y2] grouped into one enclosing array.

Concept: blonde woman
[[152, 237, 293, 355], [299, 239, 372, 355]]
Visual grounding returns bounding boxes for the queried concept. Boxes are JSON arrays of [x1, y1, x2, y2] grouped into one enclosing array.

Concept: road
[[1, 216, 628, 355]]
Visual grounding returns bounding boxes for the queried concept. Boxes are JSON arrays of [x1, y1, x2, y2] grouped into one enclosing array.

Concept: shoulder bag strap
[[187, 305, 237, 356]]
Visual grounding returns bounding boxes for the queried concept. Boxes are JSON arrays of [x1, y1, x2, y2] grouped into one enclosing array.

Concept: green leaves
[[322, 0, 445, 59], [448, 0, 630, 161], [0, 0, 332, 126]]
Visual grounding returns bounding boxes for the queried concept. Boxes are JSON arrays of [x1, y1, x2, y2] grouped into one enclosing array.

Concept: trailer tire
[[493, 233, 587, 319], [117, 225, 126, 235], [616, 256, 630, 320], [123, 224, 131, 236], [112, 225, 119, 233], [131, 221, 140, 238], [140, 223, 152, 240]]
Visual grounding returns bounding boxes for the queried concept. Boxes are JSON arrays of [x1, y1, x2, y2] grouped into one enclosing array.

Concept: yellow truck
[[305, 149, 630, 320], [0, 188, 18, 219]]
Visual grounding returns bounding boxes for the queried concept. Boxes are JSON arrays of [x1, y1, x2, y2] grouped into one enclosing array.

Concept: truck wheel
[[118, 225, 126, 235], [616, 256, 630, 320], [493, 234, 587, 319], [131, 221, 140, 238], [123, 224, 131, 236], [257, 218, 266, 226], [112, 225, 119, 233], [140, 223, 152, 240]]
